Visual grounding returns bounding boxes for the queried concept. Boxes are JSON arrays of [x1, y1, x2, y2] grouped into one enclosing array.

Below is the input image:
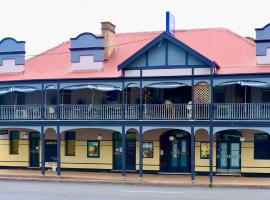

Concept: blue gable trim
[[255, 23, 270, 56], [118, 32, 215, 70], [0, 37, 25, 65], [255, 23, 270, 31], [70, 32, 104, 62]]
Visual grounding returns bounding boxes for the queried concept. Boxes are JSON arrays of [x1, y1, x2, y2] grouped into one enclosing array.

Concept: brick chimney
[[101, 21, 116, 60]]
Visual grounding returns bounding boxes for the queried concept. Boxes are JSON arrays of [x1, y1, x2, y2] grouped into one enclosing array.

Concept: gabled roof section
[[118, 31, 215, 70]]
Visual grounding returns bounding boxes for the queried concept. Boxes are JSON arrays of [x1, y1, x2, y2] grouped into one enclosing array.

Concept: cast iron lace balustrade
[[0, 103, 268, 120]]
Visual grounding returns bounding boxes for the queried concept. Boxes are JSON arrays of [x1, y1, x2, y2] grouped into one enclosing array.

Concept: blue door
[[113, 132, 136, 171], [160, 130, 190, 172], [29, 132, 40, 167], [45, 140, 57, 162], [217, 142, 241, 170]]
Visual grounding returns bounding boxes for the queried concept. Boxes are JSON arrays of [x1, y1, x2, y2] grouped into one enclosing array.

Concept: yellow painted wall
[[195, 142, 216, 172], [0, 139, 29, 167], [61, 140, 113, 169], [136, 141, 160, 171], [241, 141, 270, 173], [1, 128, 270, 174]]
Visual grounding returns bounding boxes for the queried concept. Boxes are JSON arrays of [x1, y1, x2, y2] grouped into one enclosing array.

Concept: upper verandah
[[0, 25, 263, 82]]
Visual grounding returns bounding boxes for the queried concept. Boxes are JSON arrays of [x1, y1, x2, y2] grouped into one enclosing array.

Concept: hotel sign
[[166, 11, 175, 36]]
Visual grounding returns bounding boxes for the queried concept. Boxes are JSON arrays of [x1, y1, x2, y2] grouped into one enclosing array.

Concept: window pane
[[10, 131, 19, 155], [66, 140, 75, 156], [65, 132, 75, 156], [254, 133, 270, 159]]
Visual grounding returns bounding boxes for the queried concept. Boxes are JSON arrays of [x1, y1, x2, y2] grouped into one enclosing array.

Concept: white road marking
[[120, 190, 183, 194]]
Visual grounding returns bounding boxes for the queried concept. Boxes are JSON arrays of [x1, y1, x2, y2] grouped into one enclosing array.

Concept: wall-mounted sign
[[200, 142, 210, 159], [143, 142, 154, 158], [166, 11, 175, 36]]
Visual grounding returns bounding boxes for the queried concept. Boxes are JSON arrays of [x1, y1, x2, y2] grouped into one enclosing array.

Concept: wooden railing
[[0, 103, 269, 120]]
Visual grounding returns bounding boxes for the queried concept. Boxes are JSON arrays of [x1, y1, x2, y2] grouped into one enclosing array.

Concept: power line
[[2, 36, 156, 59]]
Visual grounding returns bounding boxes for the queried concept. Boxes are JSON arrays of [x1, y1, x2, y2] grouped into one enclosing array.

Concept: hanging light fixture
[[169, 136, 175, 141], [240, 136, 245, 142], [97, 134, 102, 141]]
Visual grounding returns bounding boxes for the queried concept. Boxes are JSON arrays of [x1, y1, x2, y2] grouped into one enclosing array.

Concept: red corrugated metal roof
[[0, 28, 268, 82]]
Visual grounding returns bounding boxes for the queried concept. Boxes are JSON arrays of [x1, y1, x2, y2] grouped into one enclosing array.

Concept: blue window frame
[[10, 131, 19, 155], [254, 133, 270, 159], [65, 132, 75, 156]]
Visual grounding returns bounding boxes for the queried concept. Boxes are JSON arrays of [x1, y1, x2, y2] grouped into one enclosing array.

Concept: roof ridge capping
[[218, 28, 255, 46]]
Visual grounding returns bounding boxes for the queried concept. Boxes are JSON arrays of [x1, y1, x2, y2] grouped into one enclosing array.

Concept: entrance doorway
[[29, 132, 40, 168], [45, 140, 57, 162], [113, 132, 136, 171], [216, 131, 241, 173], [160, 130, 191, 172]]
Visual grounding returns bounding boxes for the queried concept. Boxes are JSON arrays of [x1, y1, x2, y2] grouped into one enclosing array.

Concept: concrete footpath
[[0, 169, 269, 189]]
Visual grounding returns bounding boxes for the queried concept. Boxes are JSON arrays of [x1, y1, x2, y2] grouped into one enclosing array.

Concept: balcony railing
[[214, 103, 270, 120], [195, 104, 210, 120], [125, 105, 140, 120], [60, 104, 122, 120], [0, 103, 269, 120], [0, 105, 42, 120], [143, 104, 190, 120], [45, 105, 58, 120]]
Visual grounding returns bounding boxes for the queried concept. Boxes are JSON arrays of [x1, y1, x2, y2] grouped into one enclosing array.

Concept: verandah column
[[41, 83, 46, 176], [121, 125, 126, 179], [41, 126, 45, 176], [209, 60, 214, 185], [209, 125, 214, 184], [191, 60, 195, 183], [139, 125, 143, 180], [56, 125, 61, 176], [191, 126, 195, 183]]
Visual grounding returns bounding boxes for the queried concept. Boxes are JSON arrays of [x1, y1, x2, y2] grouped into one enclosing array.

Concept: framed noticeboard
[[143, 142, 153, 158], [87, 140, 100, 158], [200, 142, 210, 159]]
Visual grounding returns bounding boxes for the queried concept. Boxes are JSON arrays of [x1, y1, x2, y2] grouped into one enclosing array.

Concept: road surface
[[0, 180, 269, 200]]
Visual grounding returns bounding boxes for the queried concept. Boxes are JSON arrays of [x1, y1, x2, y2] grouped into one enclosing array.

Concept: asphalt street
[[0, 180, 269, 200]]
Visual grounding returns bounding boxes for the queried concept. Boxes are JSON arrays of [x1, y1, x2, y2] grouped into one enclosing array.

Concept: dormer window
[[0, 37, 25, 74], [70, 33, 104, 72]]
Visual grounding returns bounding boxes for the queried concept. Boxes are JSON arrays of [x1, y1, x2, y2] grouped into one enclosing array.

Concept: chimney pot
[[101, 21, 116, 33]]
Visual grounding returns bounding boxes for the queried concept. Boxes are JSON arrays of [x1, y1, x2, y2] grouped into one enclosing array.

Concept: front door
[[126, 133, 136, 170], [113, 132, 136, 171], [45, 140, 57, 162], [113, 133, 122, 170], [29, 132, 40, 167], [217, 142, 241, 172], [160, 130, 190, 172], [170, 138, 189, 172]]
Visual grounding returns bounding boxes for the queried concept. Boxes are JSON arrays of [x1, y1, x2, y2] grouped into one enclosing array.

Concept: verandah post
[[139, 125, 143, 180], [209, 61, 214, 186], [191, 126, 195, 183], [209, 125, 213, 185], [56, 125, 61, 176], [41, 126, 45, 176], [121, 125, 126, 179]]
